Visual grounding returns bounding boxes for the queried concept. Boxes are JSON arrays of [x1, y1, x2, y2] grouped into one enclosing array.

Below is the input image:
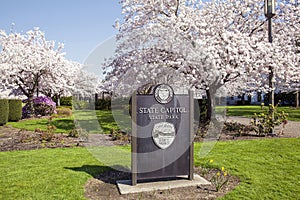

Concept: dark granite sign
[[131, 84, 194, 185]]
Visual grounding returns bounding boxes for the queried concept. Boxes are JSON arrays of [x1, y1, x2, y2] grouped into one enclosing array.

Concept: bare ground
[[0, 125, 81, 151]]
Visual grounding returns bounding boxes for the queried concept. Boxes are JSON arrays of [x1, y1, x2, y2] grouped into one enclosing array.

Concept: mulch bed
[[0, 125, 81, 152]]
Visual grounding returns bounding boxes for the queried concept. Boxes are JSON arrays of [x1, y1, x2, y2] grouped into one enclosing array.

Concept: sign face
[[152, 122, 176, 149], [131, 84, 194, 185]]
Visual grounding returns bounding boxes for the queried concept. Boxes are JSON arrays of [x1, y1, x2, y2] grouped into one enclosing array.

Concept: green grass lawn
[[96, 110, 121, 133], [195, 138, 300, 199], [72, 110, 120, 134], [0, 138, 299, 199], [226, 105, 300, 121], [0, 148, 106, 200], [6, 109, 120, 134], [7, 117, 75, 133]]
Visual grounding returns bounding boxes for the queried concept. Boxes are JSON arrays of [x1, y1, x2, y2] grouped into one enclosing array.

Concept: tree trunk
[[203, 87, 223, 140], [57, 97, 61, 107], [36, 81, 39, 97], [26, 95, 35, 118], [296, 90, 299, 108], [248, 95, 252, 105], [241, 94, 245, 105], [206, 89, 216, 122]]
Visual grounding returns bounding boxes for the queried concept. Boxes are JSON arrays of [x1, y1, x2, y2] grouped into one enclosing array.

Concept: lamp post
[[264, 0, 276, 135]]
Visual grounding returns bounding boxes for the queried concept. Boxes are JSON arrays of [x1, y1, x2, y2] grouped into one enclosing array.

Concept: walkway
[[82, 134, 115, 147]]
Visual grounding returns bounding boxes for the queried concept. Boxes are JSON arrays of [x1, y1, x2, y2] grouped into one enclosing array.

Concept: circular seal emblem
[[154, 84, 174, 104], [152, 122, 176, 149]]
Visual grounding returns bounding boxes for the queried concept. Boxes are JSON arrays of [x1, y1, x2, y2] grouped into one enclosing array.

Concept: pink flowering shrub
[[22, 96, 56, 118]]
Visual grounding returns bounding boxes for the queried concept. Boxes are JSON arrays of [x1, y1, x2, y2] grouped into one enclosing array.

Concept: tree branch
[[249, 20, 266, 37]]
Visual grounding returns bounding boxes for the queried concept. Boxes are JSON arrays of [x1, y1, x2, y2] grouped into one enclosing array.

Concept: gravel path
[[226, 116, 300, 138]]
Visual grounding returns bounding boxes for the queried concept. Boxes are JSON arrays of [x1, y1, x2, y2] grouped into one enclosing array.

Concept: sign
[[131, 84, 194, 185]]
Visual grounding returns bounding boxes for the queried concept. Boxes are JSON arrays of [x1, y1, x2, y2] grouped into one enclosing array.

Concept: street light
[[264, 0, 276, 43], [264, 0, 276, 135], [264, 0, 276, 18]]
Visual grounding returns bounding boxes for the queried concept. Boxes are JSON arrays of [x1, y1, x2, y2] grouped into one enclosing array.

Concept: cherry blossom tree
[[247, 0, 300, 95], [104, 0, 299, 121], [0, 28, 93, 115], [39, 60, 99, 106], [275, 0, 300, 107]]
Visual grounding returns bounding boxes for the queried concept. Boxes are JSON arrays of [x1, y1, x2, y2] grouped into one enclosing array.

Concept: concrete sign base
[[117, 174, 210, 195]]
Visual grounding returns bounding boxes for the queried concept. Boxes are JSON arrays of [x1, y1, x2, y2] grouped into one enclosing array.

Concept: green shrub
[[251, 103, 288, 136], [0, 99, 9, 126], [60, 96, 73, 106], [57, 106, 72, 110], [68, 128, 79, 138], [95, 99, 111, 110], [8, 99, 22, 122], [73, 100, 90, 110], [56, 107, 72, 117], [110, 128, 130, 142]]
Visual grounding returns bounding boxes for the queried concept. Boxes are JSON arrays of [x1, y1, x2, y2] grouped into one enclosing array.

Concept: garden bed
[[0, 125, 81, 152]]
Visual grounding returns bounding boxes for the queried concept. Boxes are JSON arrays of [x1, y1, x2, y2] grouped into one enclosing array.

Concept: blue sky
[[0, 0, 122, 63]]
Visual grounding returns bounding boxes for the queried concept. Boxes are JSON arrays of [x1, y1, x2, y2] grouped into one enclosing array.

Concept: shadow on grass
[[65, 165, 110, 177], [65, 165, 130, 183], [96, 111, 120, 134]]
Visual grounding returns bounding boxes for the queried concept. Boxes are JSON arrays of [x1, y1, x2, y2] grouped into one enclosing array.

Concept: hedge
[[73, 100, 91, 110], [52, 96, 73, 107], [60, 96, 73, 106], [95, 99, 111, 110], [8, 99, 22, 122], [0, 99, 9, 126]]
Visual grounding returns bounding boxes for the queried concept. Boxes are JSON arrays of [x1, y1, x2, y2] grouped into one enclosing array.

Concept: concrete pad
[[116, 174, 210, 195]]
